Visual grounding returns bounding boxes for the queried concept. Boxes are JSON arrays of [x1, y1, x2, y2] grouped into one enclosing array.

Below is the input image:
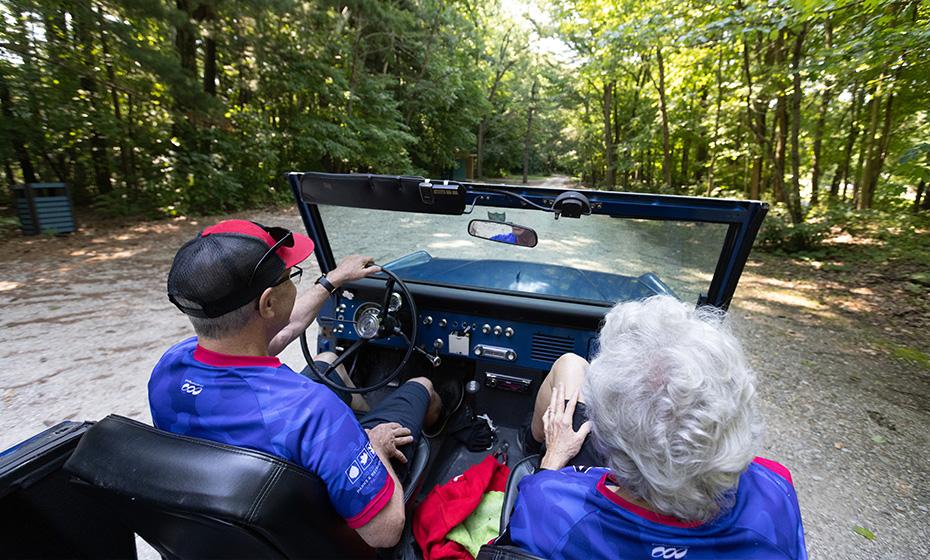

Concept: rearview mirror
[[467, 220, 538, 248]]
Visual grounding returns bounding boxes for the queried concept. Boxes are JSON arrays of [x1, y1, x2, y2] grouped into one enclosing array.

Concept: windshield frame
[[288, 173, 767, 309]]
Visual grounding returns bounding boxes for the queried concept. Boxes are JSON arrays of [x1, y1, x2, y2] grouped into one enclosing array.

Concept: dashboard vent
[[531, 333, 575, 364]]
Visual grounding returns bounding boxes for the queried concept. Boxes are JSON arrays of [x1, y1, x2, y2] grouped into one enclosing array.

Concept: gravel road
[[1, 183, 927, 558]]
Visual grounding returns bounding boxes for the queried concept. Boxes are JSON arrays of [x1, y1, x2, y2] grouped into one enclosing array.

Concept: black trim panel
[[341, 277, 609, 331]]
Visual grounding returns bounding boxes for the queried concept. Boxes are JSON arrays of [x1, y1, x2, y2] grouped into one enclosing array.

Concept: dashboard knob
[[505, 350, 516, 361], [433, 338, 444, 349], [481, 324, 491, 334], [504, 327, 514, 338], [493, 325, 502, 336], [439, 318, 448, 328], [423, 316, 433, 325], [474, 346, 483, 356]]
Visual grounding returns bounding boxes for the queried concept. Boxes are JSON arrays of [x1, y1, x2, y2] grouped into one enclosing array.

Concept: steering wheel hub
[[355, 305, 382, 339]]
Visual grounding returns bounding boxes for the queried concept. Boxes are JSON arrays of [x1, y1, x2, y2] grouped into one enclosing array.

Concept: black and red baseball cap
[[167, 220, 314, 318]]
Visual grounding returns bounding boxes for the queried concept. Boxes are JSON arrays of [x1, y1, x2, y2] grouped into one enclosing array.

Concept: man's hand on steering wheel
[[366, 422, 414, 464], [328, 255, 381, 288]]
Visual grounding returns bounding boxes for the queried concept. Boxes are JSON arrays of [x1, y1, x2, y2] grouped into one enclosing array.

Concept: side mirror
[[467, 219, 538, 248]]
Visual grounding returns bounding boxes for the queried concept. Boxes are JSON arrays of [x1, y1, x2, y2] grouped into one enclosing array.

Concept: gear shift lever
[[465, 380, 480, 420]]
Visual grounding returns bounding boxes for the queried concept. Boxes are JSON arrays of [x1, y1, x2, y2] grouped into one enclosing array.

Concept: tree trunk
[[99, 16, 132, 190], [602, 80, 616, 189], [856, 83, 882, 209], [742, 29, 769, 201], [175, 0, 198, 77], [787, 24, 807, 223], [707, 45, 724, 196], [0, 73, 38, 183], [681, 136, 691, 188], [772, 29, 788, 204], [656, 46, 673, 192], [203, 34, 217, 96], [476, 28, 517, 180], [522, 79, 538, 184], [861, 88, 895, 208], [915, 180, 926, 212], [75, 7, 112, 195], [810, 18, 832, 206], [837, 85, 864, 199]]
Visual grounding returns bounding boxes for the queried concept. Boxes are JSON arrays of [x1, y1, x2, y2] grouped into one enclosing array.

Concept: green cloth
[[446, 490, 505, 558]]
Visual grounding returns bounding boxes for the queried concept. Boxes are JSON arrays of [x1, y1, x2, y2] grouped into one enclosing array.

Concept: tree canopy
[[1, 0, 928, 223]]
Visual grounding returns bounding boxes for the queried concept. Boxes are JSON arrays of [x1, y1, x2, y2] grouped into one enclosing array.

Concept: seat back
[[499, 454, 539, 532], [64, 415, 374, 559]]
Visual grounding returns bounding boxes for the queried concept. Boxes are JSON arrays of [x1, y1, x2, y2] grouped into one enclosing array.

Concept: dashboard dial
[[388, 292, 403, 313]]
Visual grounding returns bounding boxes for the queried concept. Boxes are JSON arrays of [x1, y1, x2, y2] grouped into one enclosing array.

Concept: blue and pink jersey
[[148, 337, 391, 528], [507, 459, 806, 559]]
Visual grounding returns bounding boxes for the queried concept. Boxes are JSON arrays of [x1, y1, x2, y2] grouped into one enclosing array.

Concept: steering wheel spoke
[[377, 276, 396, 320], [327, 338, 366, 371]]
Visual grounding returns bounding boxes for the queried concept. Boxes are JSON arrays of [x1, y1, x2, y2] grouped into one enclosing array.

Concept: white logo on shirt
[[346, 461, 362, 483], [180, 379, 203, 395], [652, 546, 688, 559], [356, 444, 376, 470]]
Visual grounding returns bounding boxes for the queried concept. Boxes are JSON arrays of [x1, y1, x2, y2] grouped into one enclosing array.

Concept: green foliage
[[0, 0, 928, 228], [757, 205, 829, 252]]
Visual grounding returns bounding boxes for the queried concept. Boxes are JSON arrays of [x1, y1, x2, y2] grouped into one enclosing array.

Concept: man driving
[[148, 219, 441, 548]]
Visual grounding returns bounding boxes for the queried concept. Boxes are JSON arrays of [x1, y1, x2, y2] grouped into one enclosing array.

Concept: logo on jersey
[[346, 443, 378, 484], [180, 379, 203, 395], [356, 444, 376, 470], [345, 462, 362, 483], [652, 546, 688, 559]]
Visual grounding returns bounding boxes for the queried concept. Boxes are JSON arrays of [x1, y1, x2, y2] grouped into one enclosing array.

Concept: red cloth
[[413, 455, 510, 560]]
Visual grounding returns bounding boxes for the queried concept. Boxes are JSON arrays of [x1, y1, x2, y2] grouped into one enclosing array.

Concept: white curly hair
[[583, 295, 762, 522]]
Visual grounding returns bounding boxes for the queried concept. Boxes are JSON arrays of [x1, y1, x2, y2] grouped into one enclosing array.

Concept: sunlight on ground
[[85, 249, 144, 263], [0, 281, 22, 292], [825, 233, 884, 246]]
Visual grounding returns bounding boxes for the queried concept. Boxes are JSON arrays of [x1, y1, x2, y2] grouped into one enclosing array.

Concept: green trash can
[[13, 183, 77, 235]]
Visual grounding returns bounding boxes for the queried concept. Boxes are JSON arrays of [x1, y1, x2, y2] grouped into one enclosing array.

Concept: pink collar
[[193, 344, 281, 368], [596, 473, 704, 528]]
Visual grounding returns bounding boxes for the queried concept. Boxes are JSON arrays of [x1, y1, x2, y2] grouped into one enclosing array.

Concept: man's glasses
[[271, 265, 303, 288], [249, 224, 294, 286]]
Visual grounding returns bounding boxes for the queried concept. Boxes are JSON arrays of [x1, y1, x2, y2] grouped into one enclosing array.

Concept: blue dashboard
[[316, 295, 598, 372]]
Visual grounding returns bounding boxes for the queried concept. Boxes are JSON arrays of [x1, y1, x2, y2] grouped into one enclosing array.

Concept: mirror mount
[[552, 191, 591, 219]]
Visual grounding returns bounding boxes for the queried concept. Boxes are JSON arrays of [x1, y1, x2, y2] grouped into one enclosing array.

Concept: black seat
[[64, 415, 430, 559], [499, 454, 539, 532]]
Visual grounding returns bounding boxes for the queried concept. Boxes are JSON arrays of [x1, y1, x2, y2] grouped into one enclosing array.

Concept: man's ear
[[257, 287, 277, 319]]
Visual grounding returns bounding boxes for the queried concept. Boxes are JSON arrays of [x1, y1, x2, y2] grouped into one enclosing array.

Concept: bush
[[756, 204, 829, 252]]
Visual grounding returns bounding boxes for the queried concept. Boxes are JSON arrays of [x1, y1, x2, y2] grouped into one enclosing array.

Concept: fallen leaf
[[853, 526, 876, 541], [871, 435, 886, 444], [834, 442, 845, 449]]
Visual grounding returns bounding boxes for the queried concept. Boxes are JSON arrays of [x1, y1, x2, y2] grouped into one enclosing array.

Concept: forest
[[1, 0, 929, 248]]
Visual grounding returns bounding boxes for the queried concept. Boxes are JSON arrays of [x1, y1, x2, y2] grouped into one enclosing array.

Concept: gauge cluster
[[317, 293, 596, 371]]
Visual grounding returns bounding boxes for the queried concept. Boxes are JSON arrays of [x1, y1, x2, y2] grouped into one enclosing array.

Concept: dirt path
[[0, 205, 927, 558]]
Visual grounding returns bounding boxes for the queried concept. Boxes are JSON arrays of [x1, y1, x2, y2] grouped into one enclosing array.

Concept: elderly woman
[[506, 296, 807, 559]]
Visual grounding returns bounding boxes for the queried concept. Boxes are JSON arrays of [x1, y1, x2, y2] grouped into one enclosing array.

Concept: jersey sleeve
[[294, 389, 393, 527]]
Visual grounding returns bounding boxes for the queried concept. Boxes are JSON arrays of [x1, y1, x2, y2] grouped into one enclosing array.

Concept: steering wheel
[[300, 267, 418, 394]]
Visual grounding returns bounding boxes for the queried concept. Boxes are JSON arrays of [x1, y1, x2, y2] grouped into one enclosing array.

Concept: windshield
[[318, 204, 730, 306]]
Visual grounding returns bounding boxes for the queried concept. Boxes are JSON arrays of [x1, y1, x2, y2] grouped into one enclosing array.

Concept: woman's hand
[[366, 422, 413, 464], [539, 384, 592, 470]]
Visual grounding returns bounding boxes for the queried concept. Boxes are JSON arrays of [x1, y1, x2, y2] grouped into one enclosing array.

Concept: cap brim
[[277, 231, 314, 268]]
